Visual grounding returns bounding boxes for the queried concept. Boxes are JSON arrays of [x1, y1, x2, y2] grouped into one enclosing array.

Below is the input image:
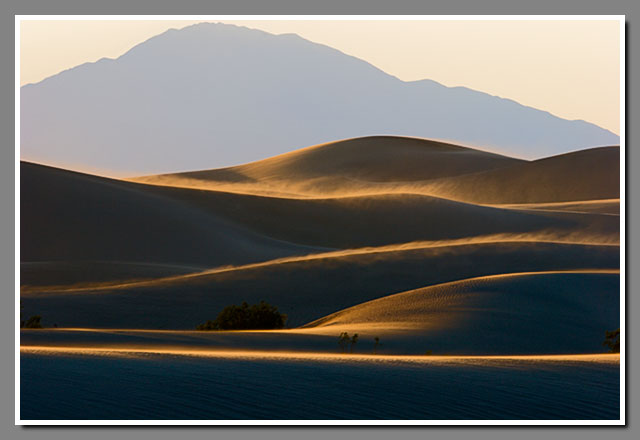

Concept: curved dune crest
[[20, 161, 317, 267], [503, 199, 620, 215], [131, 137, 620, 206], [426, 146, 620, 204], [131, 136, 523, 195], [21, 241, 619, 329], [24, 160, 614, 266], [304, 271, 620, 354]]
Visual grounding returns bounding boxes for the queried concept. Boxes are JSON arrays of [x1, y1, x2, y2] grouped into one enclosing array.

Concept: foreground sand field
[[20, 348, 619, 420]]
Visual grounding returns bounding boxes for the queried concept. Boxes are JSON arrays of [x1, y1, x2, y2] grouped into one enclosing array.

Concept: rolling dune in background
[[132, 136, 523, 194], [22, 159, 619, 293], [424, 146, 620, 204], [501, 199, 620, 215], [22, 151, 618, 273], [131, 137, 620, 206], [21, 161, 324, 268], [21, 241, 619, 329], [21, 135, 620, 357]]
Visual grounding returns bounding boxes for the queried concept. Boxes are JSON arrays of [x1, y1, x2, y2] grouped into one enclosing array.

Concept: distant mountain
[[20, 22, 619, 176]]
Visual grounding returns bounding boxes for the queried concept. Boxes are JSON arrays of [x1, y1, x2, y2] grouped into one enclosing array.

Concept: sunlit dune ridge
[[297, 270, 620, 354], [19, 346, 620, 365], [20, 240, 619, 330], [21, 234, 619, 294], [303, 270, 619, 329], [502, 199, 619, 215], [130, 136, 524, 195], [25, 160, 618, 273], [21, 270, 619, 354], [130, 136, 619, 205]]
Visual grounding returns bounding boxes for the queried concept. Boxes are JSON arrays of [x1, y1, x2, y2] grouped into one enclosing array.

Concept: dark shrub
[[350, 333, 358, 353], [23, 315, 43, 329], [373, 336, 381, 354], [338, 332, 350, 352], [196, 301, 287, 330], [603, 328, 620, 353]]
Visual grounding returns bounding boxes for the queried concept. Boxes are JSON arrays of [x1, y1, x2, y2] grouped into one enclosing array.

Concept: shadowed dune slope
[[132, 172, 619, 250], [20, 162, 316, 267], [148, 191, 601, 250], [133, 136, 523, 193], [21, 241, 619, 329], [304, 271, 620, 354], [427, 146, 620, 204], [23, 161, 607, 269]]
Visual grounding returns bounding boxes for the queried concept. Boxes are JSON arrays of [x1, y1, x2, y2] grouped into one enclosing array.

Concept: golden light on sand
[[20, 345, 620, 365]]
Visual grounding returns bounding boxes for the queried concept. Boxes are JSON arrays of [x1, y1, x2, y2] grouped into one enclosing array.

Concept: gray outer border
[[1, 1, 636, 439]]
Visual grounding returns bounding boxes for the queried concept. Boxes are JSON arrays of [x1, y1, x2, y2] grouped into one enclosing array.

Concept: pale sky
[[19, 19, 622, 134]]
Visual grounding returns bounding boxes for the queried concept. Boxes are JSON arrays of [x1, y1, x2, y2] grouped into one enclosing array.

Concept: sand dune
[[20, 261, 202, 289], [20, 141, 621, 345], [502, 199, 620, 215], [132, 136, 523, 194], [20, 344, 620, 363], [20, 348, 620, 420], [21, 161, 320, 269], [21, 269, 619, 356], [138, 190, 607, 250], [21, 241, 619, 329], [425, 146, 620, 204], [304, 271, 620, 354], [23, 159, 616, 286], [131, 138, 619, 206]]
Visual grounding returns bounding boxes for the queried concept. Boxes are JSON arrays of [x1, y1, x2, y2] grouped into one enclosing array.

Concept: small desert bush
[[22, 315, 43, 329], [197, 301, 287, 330], [373, 336, 381, 354], [338, 332, 359, 353], [603, 328, 620, 353]]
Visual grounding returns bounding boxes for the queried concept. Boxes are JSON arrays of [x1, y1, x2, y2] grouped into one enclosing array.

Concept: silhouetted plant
[[23, 315, 43, 329], [196, 320, 217, 331], [373, 336, 381, 354], [338, 332, 350, 353], [196, 301, 286, 330], [603, 328, 620, 353], [350, 333, 359, 353], [424, 350, 433, 356]]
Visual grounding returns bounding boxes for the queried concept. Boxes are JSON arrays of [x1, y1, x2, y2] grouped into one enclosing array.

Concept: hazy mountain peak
[[20, 22, 619, 176]]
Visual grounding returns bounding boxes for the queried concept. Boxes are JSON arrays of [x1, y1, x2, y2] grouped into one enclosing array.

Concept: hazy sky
[[19, 19, 621, 134]]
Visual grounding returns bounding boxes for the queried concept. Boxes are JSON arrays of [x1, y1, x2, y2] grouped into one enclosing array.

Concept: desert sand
[[20, 347, 619, 420], [130, 136, 619, 205], [20, 135, 621, 420]]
